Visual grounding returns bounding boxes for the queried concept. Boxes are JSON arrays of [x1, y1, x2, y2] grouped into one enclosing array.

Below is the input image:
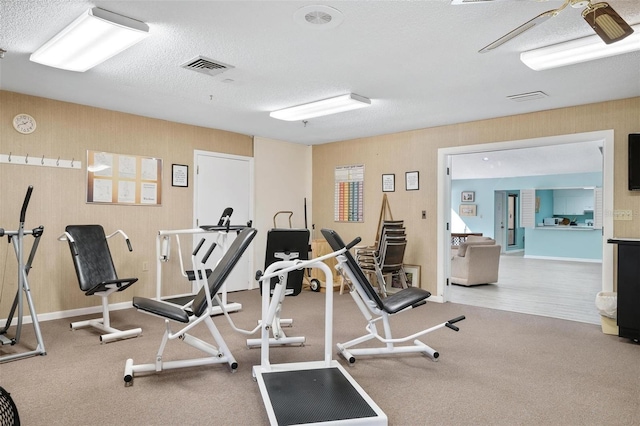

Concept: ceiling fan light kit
[[478, 0, 634, 53], [269, 93, 371, 121], [30, 7, 149, 72], [582, 3, 635, 44], [520, 24, 640, 70]]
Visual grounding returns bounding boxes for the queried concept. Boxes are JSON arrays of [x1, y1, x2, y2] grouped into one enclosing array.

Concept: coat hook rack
[[1, 152, 81, 170]]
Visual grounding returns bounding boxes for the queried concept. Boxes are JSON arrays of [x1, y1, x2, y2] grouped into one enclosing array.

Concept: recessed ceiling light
[[293, 5, 344, 29], [483, 157, 490, 161]]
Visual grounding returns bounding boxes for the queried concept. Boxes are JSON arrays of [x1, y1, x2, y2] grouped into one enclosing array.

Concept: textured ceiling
[[1, 0, 639, 152]]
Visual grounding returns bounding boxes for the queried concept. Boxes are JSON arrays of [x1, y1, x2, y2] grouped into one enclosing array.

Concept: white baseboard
[[523, 255, 602, 263], [0, 301, 133, 327]]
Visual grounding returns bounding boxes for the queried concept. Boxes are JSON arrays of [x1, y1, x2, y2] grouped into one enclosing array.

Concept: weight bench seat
[[133, 297, 190, 323], [380, 287, 430, 314]]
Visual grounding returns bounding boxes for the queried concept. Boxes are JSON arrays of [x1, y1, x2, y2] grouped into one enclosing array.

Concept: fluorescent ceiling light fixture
[[521, 24, 640, 70], [30, 8, 149, 72], [270, 93, 371, 121]]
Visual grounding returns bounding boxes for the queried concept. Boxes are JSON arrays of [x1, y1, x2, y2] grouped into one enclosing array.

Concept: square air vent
[[181, 56, 234, 76]]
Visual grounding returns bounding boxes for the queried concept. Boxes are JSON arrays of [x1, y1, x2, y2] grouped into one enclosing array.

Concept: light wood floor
[[449, 252, 602, 325]]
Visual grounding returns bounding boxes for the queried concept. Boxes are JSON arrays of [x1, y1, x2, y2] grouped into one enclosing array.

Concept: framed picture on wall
[[405, 171, 419, 191], [459, 204, 477, 216], [172, 164, 188, 187], [382, 174, 395, 192], [461, 191, 475, 202]]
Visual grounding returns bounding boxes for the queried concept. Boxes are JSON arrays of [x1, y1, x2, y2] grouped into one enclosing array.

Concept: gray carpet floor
[[2, 288, 638, 425]]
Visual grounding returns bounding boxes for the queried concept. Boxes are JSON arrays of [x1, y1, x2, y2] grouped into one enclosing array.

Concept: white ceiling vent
[[294, 5, 344, 29], [507, 91, 549, 102], [181, 56, 234, 76]]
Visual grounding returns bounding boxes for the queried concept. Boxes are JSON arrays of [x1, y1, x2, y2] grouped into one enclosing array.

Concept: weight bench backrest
[[191, 227, 257, 317], [263, 228, 310, 296], [65, 225, 118, 292], [321, 228, 385, 311]]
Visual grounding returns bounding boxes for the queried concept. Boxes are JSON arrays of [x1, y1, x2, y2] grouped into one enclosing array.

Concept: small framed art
[[382, 174, 395, 192], [172, 164, 188, 187], [459, 204, 477, 216], [461, 191, 475, 202], [405, 171, 419, 191]]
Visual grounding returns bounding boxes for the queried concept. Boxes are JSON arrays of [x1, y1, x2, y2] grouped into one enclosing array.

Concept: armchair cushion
[[457, 238, 495, 257], [451, 244, 501, 286]]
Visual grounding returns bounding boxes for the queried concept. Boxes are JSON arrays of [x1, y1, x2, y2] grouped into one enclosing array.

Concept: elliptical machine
[[0, 186, 46, 363]]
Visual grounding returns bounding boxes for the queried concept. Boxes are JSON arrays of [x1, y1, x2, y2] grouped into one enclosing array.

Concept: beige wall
[[0, 90, 252, 317], [2, 90, 639, 318], [253, 136, 312, 277], [312, 97, 640, 295]]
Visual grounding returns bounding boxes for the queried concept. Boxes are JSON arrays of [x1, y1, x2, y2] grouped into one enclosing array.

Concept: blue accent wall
[[452, 172, 602, 260]]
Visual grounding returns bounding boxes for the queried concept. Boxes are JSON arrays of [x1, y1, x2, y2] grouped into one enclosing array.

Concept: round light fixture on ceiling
[[293, 5, 344, 29]]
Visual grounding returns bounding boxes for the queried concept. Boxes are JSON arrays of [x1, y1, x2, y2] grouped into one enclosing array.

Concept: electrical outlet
[[142, 261, 149, 271], [613, 210, 633, 221]]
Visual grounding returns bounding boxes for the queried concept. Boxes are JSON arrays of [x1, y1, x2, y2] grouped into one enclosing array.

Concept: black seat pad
[[133, 297, 190, 323], [381, 287, 431, 314]]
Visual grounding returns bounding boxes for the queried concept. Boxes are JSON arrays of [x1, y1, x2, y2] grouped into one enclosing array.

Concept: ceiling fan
[[479, 0, 635, 53]]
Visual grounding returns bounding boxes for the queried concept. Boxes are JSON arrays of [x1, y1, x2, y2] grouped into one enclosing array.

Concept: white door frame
[[437, 130, 614, 302]]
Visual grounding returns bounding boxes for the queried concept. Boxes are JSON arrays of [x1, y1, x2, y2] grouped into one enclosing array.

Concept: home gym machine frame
[[0, 186, 46, 363], [252, 240, 387, 425]]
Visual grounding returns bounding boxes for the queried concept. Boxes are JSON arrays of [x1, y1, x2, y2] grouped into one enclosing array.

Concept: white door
[[194, 150, 254, 292]]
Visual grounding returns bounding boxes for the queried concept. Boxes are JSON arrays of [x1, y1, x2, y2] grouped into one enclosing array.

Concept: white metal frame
[[335, 255, 456, 363], [252, 251, 387, 425], [124, 244, 238, 386], [58, 229, 142, 343], [155, 227, 242, 314]]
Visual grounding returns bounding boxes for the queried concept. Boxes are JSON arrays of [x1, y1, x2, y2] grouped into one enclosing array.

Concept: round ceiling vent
[[293, 5, 344, 29]]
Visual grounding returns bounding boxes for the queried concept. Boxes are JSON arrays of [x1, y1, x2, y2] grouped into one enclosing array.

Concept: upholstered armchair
[[451, 238, 501, 286]]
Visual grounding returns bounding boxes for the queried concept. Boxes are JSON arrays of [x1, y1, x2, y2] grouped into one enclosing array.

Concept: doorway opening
[[437, 130, 614, 323]]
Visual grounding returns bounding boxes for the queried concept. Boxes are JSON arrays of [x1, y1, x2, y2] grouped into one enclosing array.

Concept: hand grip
[[192, 238, 206, 256], [126, 239, 133, 252], [345, 237, 362, 250], [202, 242, 217, 264], [20, 185, 34, 223]]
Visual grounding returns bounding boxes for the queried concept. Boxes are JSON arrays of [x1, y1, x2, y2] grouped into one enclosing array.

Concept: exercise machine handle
[[202, 242, 217, 264], [345, 237, 362, 251], [193, 238, 206, 256], [445, 315, 466, 332], [126, 238, 133, 252], [20, 186, 34, 223]]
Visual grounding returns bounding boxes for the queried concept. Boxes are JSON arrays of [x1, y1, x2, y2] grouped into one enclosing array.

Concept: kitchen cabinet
[[553, 189, 595, 216]]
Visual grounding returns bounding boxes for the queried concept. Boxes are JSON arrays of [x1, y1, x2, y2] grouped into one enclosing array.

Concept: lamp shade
[[30, 8, 149, 72], [270, 93, 371, 121]]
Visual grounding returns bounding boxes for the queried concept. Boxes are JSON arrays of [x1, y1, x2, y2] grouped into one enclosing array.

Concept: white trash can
[[595, 291, 617, 335]]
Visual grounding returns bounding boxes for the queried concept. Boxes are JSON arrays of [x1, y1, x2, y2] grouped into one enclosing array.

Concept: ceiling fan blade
[[479, 10, 557, 53], [583, 3, 634, 44]]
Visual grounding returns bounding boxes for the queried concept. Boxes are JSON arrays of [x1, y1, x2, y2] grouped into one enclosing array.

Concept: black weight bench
[[123, 227, 257, 386], [322, 228, 465, 363]]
